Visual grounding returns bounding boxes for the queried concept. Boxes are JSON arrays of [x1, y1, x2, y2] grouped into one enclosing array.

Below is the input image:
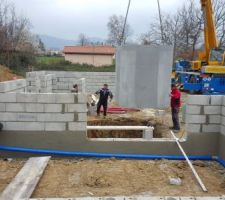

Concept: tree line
[[1, 0, 225, 71], [0, 0, 44, 70], [106, 0, 225, 61]]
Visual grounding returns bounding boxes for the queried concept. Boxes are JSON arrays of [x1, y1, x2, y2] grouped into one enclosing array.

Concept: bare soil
[[88, 109, 185, 139], [30, 159, 225, 198], [87, 92, 188, 139], [0, 65, 23, 82], [0, 160, 25, 193]]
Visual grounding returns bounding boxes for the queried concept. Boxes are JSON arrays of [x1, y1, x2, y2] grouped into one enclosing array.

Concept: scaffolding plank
[[0, 156, 51, 200]]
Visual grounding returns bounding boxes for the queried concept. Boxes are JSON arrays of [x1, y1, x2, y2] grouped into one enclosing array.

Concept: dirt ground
[[30, 159, 225, 198], [88, 106, 186, 139], [0, 160, 25, 193], [0, 65, 23, 82]]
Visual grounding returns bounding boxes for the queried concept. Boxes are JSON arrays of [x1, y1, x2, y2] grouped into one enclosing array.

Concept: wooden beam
[[0, 156, 51, 200]]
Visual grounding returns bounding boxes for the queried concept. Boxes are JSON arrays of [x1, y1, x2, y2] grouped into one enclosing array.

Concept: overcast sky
[[11, 0, 186, 40]]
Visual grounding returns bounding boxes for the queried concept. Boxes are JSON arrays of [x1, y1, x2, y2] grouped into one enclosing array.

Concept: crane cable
[[121, 0, 132, 46], [157, 0, 164, 43]]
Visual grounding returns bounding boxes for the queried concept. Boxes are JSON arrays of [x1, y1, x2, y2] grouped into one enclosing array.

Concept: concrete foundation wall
[[116, 45, 173, 109], [0, 132, 219, 158], [0, 93, 87, 132], [0, 79, 26, 93]]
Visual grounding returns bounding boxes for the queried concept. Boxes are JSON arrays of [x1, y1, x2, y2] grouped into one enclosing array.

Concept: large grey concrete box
[[116, 45, 173, 109]]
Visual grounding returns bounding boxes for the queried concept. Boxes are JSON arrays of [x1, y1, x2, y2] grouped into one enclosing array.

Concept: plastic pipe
[[216, 157, 225, 167], [0, 145, 213, 161], [171, 131, 207, 192]]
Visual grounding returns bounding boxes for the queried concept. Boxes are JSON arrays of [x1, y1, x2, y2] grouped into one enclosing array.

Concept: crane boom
[[200, 0, 218, 60]]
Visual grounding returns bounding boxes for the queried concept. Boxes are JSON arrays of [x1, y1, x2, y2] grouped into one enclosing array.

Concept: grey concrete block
[[44, 104, 62, 113], [37, 113, 74, 122], [0, 113, 17, 121], [5, 122, 25, 131], [24, 122, 45, 131], [221, 125, 225, 135], [209, 115, 221, 124], [0, 93, 17, 102], [210, 95, 223, 105], [25, 104, 44, 113], [65, 104, 87, 112], [17, 113, 37, 121], [6, 103, 25, 112], [37, 93, 55, 103], [78, 93, 87, 103], [68, 122, 87, 131], [187, 95, 210, 105], [186, 105, 201, 114], [185, 115, 206, 124], [55, 94, 75, 103], [222, 107, 225, 116], [186, 124, 201, 133], [0, 79, 26, 93], [78, 113, 87, 122], [0, 103, 5, 111], [45, 123, 66, 131], [204, 106, 221, 115], [221, 116, 225, 126], [202, 125, 220, 133], [223, 96, 225, 106], [17, 93, 37, 103]]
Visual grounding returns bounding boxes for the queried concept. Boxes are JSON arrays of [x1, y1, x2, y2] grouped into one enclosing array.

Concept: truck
[[175, 0, 225, 95]]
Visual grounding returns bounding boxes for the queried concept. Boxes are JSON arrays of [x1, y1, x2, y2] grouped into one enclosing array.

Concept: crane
[[175, 0, 225, 94], [192, 0, 225, 71]]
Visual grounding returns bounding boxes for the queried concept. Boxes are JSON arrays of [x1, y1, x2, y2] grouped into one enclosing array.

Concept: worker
[[95, 84, 113, 117], [71, 84, 78, 93], [170, 83, 181, 131]]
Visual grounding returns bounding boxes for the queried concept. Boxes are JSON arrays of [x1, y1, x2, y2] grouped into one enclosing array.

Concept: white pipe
[[87, 126, 154, 131], [170, 131, 208, 192]]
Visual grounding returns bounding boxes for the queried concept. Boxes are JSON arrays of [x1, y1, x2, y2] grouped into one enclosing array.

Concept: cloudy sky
[[11, 0, 186, 40]]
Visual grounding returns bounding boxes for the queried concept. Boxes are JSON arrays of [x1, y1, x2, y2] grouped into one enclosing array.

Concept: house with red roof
[[64, 45, 115, 67]]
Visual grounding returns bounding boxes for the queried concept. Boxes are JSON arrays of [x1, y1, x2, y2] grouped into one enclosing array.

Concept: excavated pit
[[87, 116, 171, 139]]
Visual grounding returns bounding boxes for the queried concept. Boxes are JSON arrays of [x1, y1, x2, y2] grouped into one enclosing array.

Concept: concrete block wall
[[25, 71, 115, 94], [47, 71, 116, 94], [26, 72, 55, 93], [186, 95, 223, 134], [0, 93, 87, 132], [0, 79, 26, 93]]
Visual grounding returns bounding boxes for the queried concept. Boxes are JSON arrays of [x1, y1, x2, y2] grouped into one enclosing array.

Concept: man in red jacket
[[170, 84, 181, 131]]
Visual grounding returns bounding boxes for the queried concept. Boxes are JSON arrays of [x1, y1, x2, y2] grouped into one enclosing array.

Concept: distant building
[[63, 45, 115, 67]]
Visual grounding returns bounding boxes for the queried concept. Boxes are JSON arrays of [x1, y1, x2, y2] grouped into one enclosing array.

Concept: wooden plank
[[0, 156, 51, 200]]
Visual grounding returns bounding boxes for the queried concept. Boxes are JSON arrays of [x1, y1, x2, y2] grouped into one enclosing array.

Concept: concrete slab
[[116, 45, 173, 109]]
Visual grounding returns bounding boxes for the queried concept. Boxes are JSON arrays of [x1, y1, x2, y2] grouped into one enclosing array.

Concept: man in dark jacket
[[170, 84, 181, 131], [96, 84, 113, 117]]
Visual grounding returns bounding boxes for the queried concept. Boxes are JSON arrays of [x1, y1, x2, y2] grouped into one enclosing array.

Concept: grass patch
[[34, 56, 115, 72]]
